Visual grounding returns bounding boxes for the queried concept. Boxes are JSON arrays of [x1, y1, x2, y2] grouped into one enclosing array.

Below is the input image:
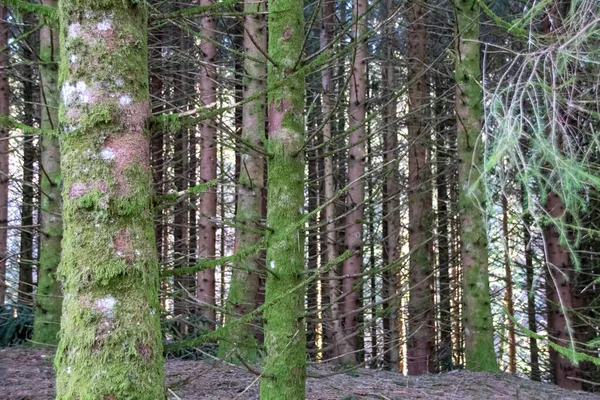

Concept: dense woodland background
[[0, 0, 599, 397]]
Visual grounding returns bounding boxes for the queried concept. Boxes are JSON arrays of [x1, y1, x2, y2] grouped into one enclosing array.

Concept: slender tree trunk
[[18, 33, 36, 306], [501, 193, 516, 373], [33, 0, 63, 344], [406, 0, 435, 375], [259, 0, 306, 393], [381, 0, 400, 372], [196, 0, 217, 330], [55, 1, 164, 397], [0, 5, 9, 305], [220, 0, 266, 362], [523, 201, 540, 380], [320, 0, 345, 361], [434, 75, 453, 371], [454, 0, 498, 372], [341, 0, 367, 365]]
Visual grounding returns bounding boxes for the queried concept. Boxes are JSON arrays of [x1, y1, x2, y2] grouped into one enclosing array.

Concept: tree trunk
[[454, 0, 498, 372], [259, 0, 306, 394], [196, 0, 217, 331], [33, 0, 63, 344], [341, 0, 367, 365], [523, 200, 540, 380], [381, 0, 400, 372], [406, 0, 435, 375], [18, 30, 36, 307], [0, 5, 9, 305], [501, 194, 516, 373], [55, 1, 164, 397], [220, 0, 266, 362]]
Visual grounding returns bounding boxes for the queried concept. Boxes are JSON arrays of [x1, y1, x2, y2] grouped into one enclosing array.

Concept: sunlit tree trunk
[[259, 0, 306, 393], [55, 1, 164, 397], [454, 0, 498, 372], [33, 0, 63, 344]]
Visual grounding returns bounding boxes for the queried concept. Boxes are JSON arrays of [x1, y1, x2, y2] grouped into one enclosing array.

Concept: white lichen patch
[[62, 81, 91, 105], [93, 295, 117, 318], [96, 15, 113, 32], [119, 95, 132, 106], [68, 23, 81, 38], [270, 260, 276, 270], [115, 78, 124, 87], [100, 147, 116, 161], [66, 366, 72, 375], [69, 54, 78, 64]]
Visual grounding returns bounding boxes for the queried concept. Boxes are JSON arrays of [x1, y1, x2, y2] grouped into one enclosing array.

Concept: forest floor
[[1, 347, 599, 400]]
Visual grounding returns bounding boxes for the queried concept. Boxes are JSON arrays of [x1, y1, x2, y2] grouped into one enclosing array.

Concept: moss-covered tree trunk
[[406, 0, 435, 375], [259, 0, 306, 394], [0, 5, 9, 305], [454, 0, 498, 372], [220, 0, 266, 362], [33, 0, 63, 345], [196, 0, 217, 331], [341, 0, 367, 366], [55, 1, 165, 397]]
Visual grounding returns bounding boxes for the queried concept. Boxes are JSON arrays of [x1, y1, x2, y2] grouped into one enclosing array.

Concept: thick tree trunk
[[220, 0, 266, 362], [0, 5, 9, 305], [33, 0, 63, 344], [454, 0, 498, 372], [341, 0, 367, 365], [55, 1, 164, 397], [196, 0, 217, 330], [406, 0, 435, 375], [381, 0, 400, 372], [259, 0, 306, 394]]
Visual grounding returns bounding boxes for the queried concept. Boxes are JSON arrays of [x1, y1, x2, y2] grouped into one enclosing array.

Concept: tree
[[259, 0, 306, 394], [406, 0, 435, 374], [454, 0, 498, 372], [54, 1, 164, 397], [32, 0, 63, 346], [221, 0, 266, 362], [0, 5, 9, 305]]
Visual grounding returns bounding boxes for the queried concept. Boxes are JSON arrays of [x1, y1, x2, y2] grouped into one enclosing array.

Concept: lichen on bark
[[54, 1, 165, 398]]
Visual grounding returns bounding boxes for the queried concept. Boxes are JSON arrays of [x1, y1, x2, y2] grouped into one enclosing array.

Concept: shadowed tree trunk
[[0, 5, 9, 305], [54, 1, 164, 397], [33, 0, 63, 345], [501, 193, 516, 373], [454, 0, 498, 372], [406, 0, 435, 375], [220, 0, 266, 362], [196, 0, 218, 331], [259, 0, 306, 393], [341, 0, 367, 365]]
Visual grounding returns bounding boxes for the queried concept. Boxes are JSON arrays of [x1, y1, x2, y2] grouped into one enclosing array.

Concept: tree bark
[[406, 0, 435, 375], [33, 0, 63, 345], [341, 0, 367, 365], [259, 0, 306, 393], [55, 1, 164, 397], [0, 5, 9, 305], [501, 194, 516, 373], [454, 0, 498, 372], [196, 0, 218, 330], [220, 0, 266, 362]]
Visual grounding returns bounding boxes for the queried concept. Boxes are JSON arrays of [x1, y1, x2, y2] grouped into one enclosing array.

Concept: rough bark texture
[[220, 0, 266, 362], [454, 0, 498, 372], [501, 194, 516, 373], [196, 0, 217, 330], [54, 1, 165, 397], [33, 0, 63, 345], [381, 0, 400, 372], [259, 0, 306, 394], [406, 0, 435, 375], [341, 0, 367, 365], [523, 200, 540, 381], [0, 5, 9, 305]]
